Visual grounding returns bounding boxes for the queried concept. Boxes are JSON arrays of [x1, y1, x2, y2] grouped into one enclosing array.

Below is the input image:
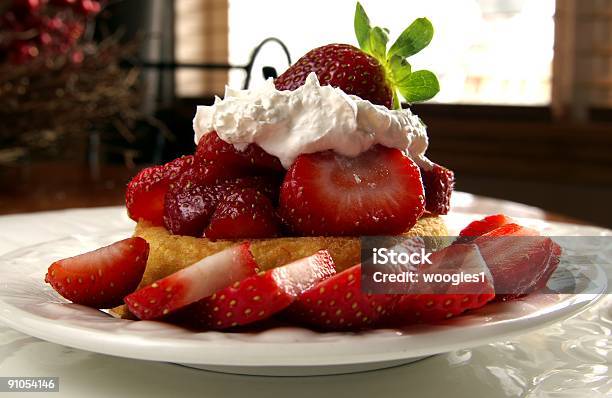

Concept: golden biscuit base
[[111, 214, 448, 318]]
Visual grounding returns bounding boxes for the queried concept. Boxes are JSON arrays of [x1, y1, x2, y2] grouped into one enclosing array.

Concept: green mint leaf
[[388, 55, 412, 85], [397, 70, 440, 103], [354, 2, 372, 53], [369, 26, 389, 61], [388, 18, 434, 59]]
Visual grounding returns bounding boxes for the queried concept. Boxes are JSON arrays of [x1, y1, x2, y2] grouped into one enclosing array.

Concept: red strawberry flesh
[[180, 250, 336, 330], [126, 155, 195, 225], [284, 264, 397, 331], [163, 183, 218, 237], [175, 159, 243, 188], [126, 155, 241, 226], [164, 175, 281, 238], [45, 237, 149, 309], [474, 224, 562, 301], [204, 188, 280, 240], [215, 175, 280, 204], [279, 145, 425, 236], [195, 131, 284, 175], [420, 163, 454, 215], [455, 214, 513, 244], [124, 242, 259, 320], [388, 243, 495, 325]]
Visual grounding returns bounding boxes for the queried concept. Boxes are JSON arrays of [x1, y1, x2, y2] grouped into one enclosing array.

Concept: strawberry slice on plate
[[455, 214, 513, 244], [180, 250, 336, 330], [196, 131, 284, 175], [474, 223, 562, 301], [204, 188, 281, 240], [284, 264, 397, 331], [126, 155, 195, 225], [45, 237, 149, 309], [420, 163, 454, 215], [279, 145, 425, 236], [124, 243, 259, 320], [387, 243, 495, 325]]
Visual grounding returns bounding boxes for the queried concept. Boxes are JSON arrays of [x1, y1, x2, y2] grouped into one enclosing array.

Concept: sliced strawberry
[[279, 145, 425, 236], [125, 155, 195, 225], [180, 250, 336, 330], [387, 243, 495, 325], [163, 183, 218, 237], [474, 224, 561, 301], [204, 188, 280, 240], [480, 223, 539, 238], [420, 163, 454, 215], [45, 237, 149, 309], [284, 264, 397, 331], [124, 243, 259, 320], [455, 214, 513, 244], [195, 131, 284, 175]]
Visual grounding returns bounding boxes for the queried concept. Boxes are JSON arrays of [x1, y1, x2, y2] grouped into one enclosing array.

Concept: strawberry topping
[[45, 237, 149, 309], [275, 44, 393, 109], [163, 175, 281, 238], [204, 188, 281, 240], [125, 243, 259, 320], [195, 131, 284, 175], [180, 250, 336, 330], [216, 175, 280, 204], [174, 159, 242, 188], [163, 183, 218, 237], [420, 163, 454, 215], [279, 145, 425, 236], [125, 155, 195, 225]]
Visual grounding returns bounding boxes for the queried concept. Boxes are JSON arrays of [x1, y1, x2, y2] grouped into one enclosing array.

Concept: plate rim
[[0, 291, 604, 366]]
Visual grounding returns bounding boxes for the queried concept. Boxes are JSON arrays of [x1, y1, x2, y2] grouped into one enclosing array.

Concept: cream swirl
[[193, 73, 432, 169]]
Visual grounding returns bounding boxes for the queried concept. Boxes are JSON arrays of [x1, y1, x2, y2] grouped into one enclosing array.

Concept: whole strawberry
[[275, 2, 439, 109], [275, 44, 393, 108]]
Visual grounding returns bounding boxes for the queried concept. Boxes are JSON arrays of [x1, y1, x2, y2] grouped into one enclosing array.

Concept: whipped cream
[[193, 73, 433, 170]]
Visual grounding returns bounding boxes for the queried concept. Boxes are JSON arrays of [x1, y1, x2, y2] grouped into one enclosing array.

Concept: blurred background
[[0, 0, 611, 226]]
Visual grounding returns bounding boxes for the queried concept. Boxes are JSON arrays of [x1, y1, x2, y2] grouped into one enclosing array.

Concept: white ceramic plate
[[0, 217, 607, 376]]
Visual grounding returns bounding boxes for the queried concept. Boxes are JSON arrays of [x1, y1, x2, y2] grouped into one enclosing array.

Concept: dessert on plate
[[44, 3, 562, 331]]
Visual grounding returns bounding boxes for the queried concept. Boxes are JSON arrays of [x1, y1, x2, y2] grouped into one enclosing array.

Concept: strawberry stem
[[354, 2, 439, 107]]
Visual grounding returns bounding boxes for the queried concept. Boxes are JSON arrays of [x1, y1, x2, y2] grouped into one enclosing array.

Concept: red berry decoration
[[276, 43, 394, 109], [195, 131, 284, 175], [420, 163, 454, 215], [275, 3, 439, 109], [125, 155, 196, 226], [204, 188, 281, 241]]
